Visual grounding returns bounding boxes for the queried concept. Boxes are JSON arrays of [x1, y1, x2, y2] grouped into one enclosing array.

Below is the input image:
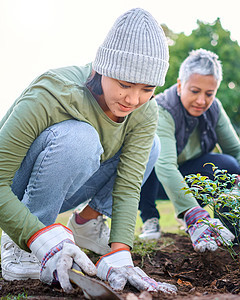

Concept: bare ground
[[0, 232, 239, 299]]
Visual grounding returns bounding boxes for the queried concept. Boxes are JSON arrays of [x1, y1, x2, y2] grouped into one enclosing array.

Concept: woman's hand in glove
[[28, 224, 96, 292], [96, 248, 177, 294], [184, 206, 235, 252]]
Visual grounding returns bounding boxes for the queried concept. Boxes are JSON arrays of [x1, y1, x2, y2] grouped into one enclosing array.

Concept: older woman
[[139, 49, 240, 252]]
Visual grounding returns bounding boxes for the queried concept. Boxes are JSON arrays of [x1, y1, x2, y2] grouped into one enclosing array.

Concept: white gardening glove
[[28, 223, 96, 292], [96, 248, 177, 294], [184, 206, 235, 252]]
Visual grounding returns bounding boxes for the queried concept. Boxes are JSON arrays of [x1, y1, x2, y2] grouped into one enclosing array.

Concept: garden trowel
[[69, 263, 123, 300]]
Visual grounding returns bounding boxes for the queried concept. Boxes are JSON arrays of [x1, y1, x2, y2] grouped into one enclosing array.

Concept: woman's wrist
[[111, 242, 130, 251]]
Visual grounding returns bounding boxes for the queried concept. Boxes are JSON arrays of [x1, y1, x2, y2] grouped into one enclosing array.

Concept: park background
[[1, 0, 240, 232], [1, 0, 240, 129]]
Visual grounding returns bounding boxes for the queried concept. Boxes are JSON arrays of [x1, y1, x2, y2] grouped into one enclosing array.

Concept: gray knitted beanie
[[93, 8, 169, 86]]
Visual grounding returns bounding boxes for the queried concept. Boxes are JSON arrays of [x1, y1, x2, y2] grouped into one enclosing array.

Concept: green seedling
[[182, 163, 240, 259]]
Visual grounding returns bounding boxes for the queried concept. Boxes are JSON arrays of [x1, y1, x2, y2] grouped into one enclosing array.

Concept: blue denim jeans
[[11, 120, 160, 226]]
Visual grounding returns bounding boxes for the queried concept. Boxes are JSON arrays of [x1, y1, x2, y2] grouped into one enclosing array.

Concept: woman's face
[[98, 76, 155, 122], [177, 73, 218, 117]]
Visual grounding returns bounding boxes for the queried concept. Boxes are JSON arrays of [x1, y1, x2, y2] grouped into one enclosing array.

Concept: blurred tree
[[158, 19, 240, 132]]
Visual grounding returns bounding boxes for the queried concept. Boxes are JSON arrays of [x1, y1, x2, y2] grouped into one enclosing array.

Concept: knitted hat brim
[[93, 47, 169, 86]]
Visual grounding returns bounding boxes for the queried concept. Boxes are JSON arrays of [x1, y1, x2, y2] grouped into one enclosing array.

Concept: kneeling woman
[[139, 49, 240, 251], [0, 8, 177, 294]]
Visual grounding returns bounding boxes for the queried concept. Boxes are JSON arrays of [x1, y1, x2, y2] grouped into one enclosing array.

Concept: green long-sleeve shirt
[[155, 99, 240, 218], [0, 63, 158, 251]]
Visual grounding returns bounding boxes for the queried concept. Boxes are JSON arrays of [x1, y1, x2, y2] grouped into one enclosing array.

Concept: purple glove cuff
[[185, 206, 210, 228]]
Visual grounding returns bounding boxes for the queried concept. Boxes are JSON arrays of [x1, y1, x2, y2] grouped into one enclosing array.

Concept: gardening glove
[[235, 175, 240, 189], [96, 248, 177, 294], [233, 174, 240, 194], [28, 223, 96, 292], [184, 206, 235, 252]]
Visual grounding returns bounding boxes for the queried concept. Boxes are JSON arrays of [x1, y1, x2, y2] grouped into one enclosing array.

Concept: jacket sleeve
[[0, 77, 71, 251], [216, 101, 240, 164], [154, 107, 199, 218], [109, 100, 158, 248]]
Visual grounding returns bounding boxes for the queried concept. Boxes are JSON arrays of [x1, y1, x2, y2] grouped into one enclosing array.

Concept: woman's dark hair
[[86, 72, 103, 95]]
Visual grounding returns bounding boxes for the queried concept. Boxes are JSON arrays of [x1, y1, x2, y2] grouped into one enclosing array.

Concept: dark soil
[[0, 232, 239, 299]]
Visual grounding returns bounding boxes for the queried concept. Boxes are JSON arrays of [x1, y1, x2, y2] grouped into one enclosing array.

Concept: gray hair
[[178, 48, 223, 87]]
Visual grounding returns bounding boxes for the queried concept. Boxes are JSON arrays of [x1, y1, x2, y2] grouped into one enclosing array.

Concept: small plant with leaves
[[132, 237, 158, 267], [182, 163, 240, 256]]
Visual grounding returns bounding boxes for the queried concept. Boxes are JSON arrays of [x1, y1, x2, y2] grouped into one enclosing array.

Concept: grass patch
[[0, 292, 28, 300]]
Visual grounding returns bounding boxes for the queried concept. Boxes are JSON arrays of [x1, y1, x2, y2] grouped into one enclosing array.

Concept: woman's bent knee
[[209, 153, 240, 174], [47, 120, 103, 167]]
